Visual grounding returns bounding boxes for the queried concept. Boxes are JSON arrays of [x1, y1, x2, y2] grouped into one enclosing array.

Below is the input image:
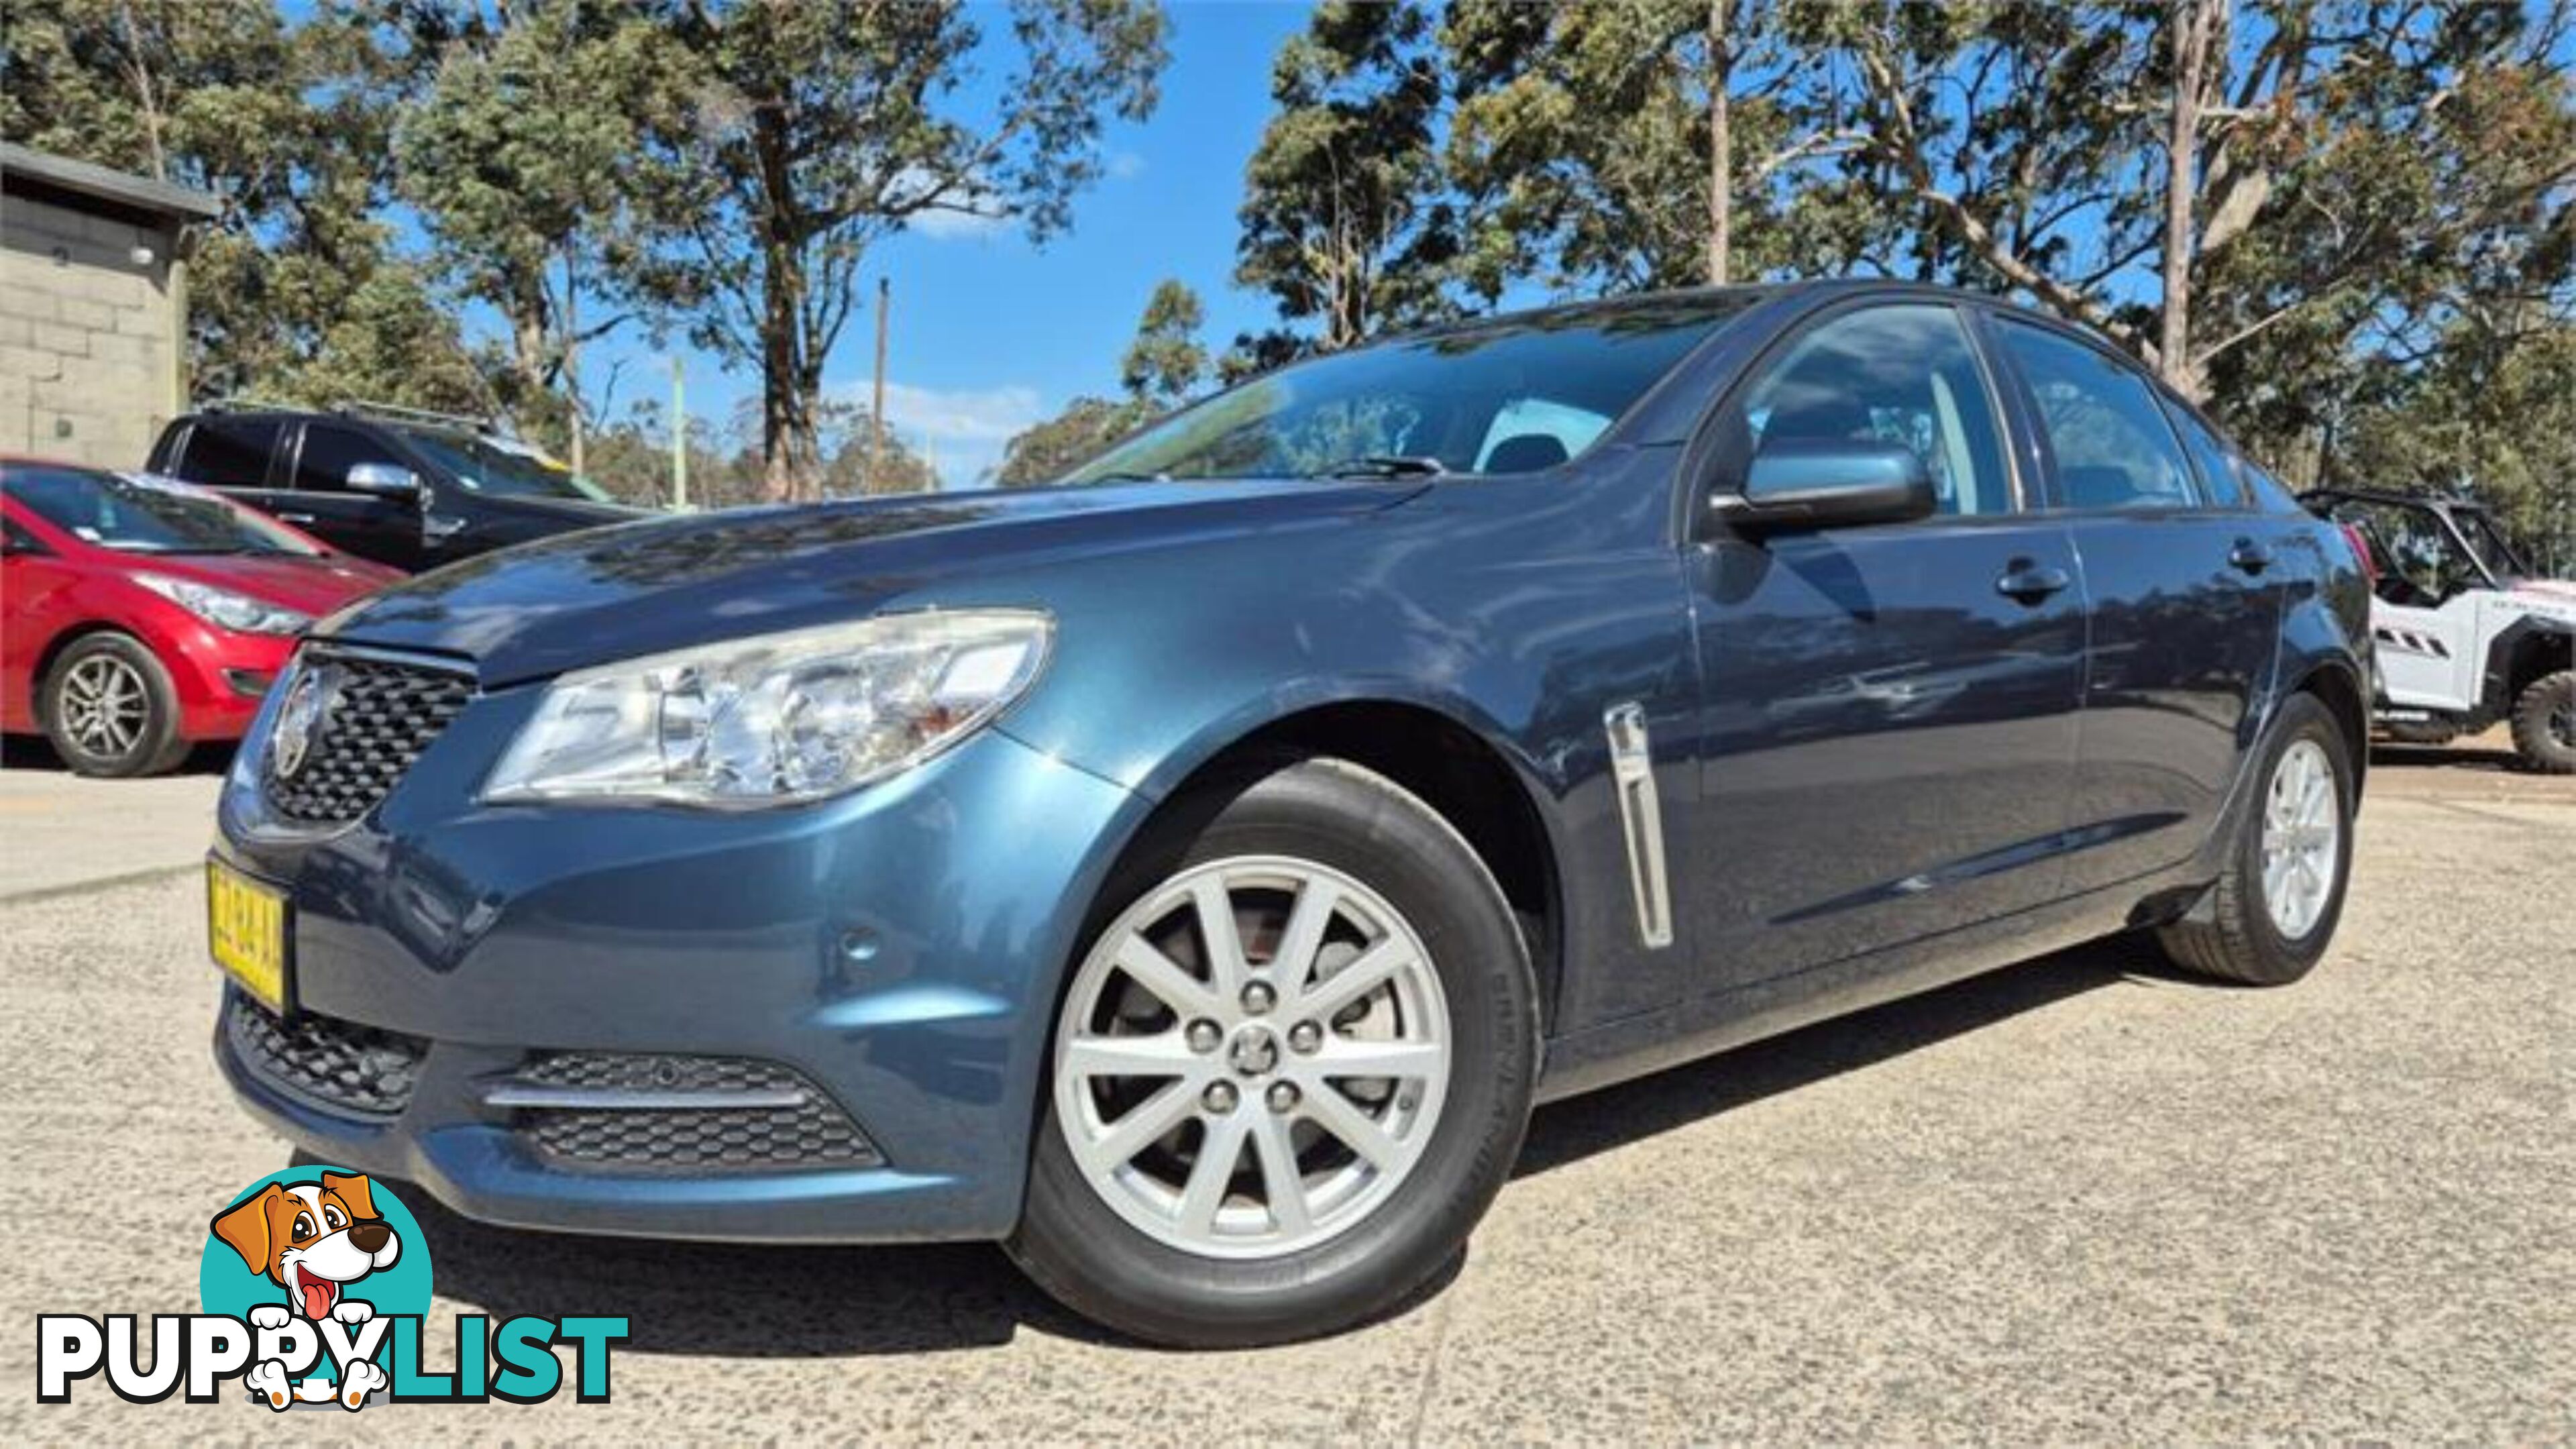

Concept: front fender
[[946, 463, 1705, 1036]]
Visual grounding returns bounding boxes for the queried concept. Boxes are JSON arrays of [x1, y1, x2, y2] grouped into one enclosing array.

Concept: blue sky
[[581, 3, 1314, 489]]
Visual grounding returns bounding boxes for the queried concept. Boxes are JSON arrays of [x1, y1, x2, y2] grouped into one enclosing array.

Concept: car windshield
[[1061, 295, 1759, 485], [396, 429, 612, 502], [3, 464, 319, 556]]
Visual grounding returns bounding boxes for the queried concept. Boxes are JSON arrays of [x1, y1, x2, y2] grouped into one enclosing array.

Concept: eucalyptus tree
[[619, 0, 1167, 501], [1234, 1, 1458, 358]]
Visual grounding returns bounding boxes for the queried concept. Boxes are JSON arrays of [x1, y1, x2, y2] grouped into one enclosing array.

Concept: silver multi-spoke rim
[[1053, 855, 1451, 1260], [2260, 739, 2340, 939], [58, 655, 149, 758]]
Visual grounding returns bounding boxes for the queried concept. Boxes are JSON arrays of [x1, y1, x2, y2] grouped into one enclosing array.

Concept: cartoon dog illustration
[[211, 1172, 400, 1410]]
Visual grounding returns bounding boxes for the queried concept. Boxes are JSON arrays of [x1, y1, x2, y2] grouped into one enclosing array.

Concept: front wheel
[[1007, 758, 1537, 1346], [2508, 669, 2576, 775], [41, 633, 190, 777], [2156, 692, 2355, 985]]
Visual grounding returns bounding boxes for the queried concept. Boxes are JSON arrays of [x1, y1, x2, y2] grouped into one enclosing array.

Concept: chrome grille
[[262, 651, 472, 825]]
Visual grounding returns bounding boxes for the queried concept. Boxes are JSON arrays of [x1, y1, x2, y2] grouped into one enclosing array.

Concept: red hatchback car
[[1, 460, 399, 776]]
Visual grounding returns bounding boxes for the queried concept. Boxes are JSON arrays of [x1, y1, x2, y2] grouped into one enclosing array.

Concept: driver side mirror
[[1709, 438, 1937, 535], [345, 462, 421, 501]]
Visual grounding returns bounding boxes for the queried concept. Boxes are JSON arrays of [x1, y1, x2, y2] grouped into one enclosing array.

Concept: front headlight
[[134, 573, 312, 635], [480, 610, 1053, 807]]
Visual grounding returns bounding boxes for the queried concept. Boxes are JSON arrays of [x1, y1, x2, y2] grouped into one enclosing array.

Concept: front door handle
[[276, 511, 317, 525], [1996, 561, 2072, 604], [2229, 538, 2274, 574]]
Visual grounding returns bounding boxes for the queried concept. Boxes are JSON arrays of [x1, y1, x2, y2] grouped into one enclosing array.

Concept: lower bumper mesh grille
[[225, 994, 426, 1119], [506, 1053, 881, 1174]]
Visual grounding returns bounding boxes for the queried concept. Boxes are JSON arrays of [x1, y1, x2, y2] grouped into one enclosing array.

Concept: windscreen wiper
[[1313, 455, 1448, 479]]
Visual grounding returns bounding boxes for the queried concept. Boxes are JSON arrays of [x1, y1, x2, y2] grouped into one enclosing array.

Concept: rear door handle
[[276, 511, 317, 525], [2229, 539, 2274, 574], [1996, 562, 2072, 604]]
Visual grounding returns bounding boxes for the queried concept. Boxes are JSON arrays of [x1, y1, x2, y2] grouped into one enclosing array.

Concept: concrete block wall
[[0, 193, 182, 469]]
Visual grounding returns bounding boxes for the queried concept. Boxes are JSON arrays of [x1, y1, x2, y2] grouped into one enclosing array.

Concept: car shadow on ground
[[360, 933, 2186, 1358], [2369, 739, 2524, 773], [0, 732, 235, 775]]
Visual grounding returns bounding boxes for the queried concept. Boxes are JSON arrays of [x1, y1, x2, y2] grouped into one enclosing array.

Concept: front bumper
[[165, 622, 293, 740], [212, 669, 1142, 1243]]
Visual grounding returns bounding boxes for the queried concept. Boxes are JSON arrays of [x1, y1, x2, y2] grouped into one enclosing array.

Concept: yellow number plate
[[207, 859, 290, 1013]]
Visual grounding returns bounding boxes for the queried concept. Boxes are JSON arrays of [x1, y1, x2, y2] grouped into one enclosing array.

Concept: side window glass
[[1994, 321, 2199, 511], [172, 419, 281, 487], [294, 426, 402, 492], [2233, 455, 2300, 514], [2163, 402, 2247, 508], [1736, 304, 2012, 515]]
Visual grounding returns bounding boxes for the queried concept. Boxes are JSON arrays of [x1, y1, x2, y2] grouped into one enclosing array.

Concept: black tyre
[[40, 633, 190, 778], [2156, 692, 2355, 985], [2507, 669, 2576, 775], [1008, 757, 1538, 1346]]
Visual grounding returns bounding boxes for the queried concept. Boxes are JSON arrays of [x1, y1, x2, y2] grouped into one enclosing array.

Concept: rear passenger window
[[171, 418, 282, 488], [294, 425, 404, 492], [1737, 305, 2015, 515], [1994, 321, 2198, 511], [2161, 402, 2248, 508]]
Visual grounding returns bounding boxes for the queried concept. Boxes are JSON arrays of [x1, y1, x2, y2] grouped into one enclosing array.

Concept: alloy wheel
[[2259, 738, 2340, 939], [1052, 855, 1451, 1260], [58, 655, 150, 760]]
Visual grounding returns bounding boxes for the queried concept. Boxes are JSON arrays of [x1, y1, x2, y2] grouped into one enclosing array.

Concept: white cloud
[[830, 379, 1050, 489], [875, 381, 1046, 443], [905, 207, 1010, 241], [1106, 149, 1146, 181]]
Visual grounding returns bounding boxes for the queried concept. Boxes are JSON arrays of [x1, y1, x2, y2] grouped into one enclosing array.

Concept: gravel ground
[[0, 757, 2568, 1444]]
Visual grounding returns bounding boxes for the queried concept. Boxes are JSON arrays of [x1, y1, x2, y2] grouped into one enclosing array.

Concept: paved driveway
[[1, 743, 2568, 1442]]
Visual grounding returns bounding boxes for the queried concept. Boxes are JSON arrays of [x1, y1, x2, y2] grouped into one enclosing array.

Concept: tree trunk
[[2159, 0, 2220, 399], [1707, 0, 1731, 286], [758, 233, 814, 502], [560, 244, 586, 476]]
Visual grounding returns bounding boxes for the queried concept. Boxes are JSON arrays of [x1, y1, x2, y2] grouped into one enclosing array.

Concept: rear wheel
[[2508, 669, 2576, 775], [1007, 758, 1536, 1346], [41, 633, 189, 778], [2157, 693, 2354, 986]]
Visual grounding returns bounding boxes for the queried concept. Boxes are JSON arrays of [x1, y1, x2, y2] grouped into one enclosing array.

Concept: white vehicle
[[2304, 488, 2576, 773]]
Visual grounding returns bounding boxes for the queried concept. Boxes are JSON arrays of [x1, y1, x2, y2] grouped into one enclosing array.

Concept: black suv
[[145, 403, 641, 572]]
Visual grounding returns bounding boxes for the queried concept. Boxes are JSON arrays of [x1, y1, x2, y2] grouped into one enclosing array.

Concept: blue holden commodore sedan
[[207, 281, 2371, 1344]]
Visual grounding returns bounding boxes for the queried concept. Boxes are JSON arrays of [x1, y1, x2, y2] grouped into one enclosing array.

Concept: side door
[[164, 415, 289, 509], [1684, 301, 2088, 988], [1983, 315, 2282, 895], [0, 511, 75, 731], [279, 423, 430, 570]]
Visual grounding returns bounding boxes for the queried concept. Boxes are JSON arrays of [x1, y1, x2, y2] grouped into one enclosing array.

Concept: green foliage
[[386, 1, 692, 441], [1, 0, 493, 411], [996, 395, 1150, 487], [1000, 276, 1208, 485], [617, 0, 1168, 498], [580, 395, 938, 508], [1120, 279, 1208, 406], [1232, 0, 1457, 360], [1442, 0, 1839, 294]]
